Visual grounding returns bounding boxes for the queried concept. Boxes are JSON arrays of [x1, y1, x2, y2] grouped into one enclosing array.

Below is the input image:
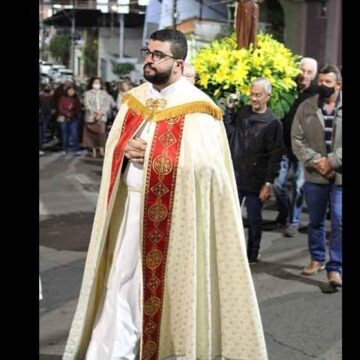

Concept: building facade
[[41, 0, 342, 83]]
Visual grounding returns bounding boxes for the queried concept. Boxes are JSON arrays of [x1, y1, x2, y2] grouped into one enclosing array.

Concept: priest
[[63, 28, 268, 360]]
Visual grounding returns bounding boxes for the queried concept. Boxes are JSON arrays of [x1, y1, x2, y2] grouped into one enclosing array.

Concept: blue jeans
[[273, 154, 305, 226], [60, 117, 79, 153], [238, 190, 263, 260], [40, 113, 52, 144], [39, 123, 42, 149], [303, 181, 342, 274]]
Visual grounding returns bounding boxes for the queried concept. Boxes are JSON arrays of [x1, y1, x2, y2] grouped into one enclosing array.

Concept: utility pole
[[173, 0, 177, 29], [70, 0, 76, 71], [118, 1, 130, 61], [119, 12, 125, 60], [40, 0, 48, 61]]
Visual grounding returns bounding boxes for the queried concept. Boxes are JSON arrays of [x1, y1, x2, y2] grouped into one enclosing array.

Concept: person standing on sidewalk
[[291, 64, 342, 287], [273, 57, 318, 237], [82, 77, 110, 158], [116, 79, 133, 109], [39, 85, 55, 146], [58, 84, 82, 156], [224, 78, 284, 264], [53, 80, 73, 144]]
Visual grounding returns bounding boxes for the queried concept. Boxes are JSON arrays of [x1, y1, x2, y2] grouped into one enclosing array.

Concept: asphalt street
[[39, 151, 342, 360]]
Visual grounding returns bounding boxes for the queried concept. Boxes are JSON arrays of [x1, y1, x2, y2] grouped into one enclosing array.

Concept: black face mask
[[318, 85, 336, 99]]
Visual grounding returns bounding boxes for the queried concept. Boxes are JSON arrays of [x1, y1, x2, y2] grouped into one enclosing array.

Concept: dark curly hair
[[318, 64, 342, 82], [150, 29, 188, 60]]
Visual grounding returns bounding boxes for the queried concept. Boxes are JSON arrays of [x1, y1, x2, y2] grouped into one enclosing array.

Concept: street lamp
[[173, 0, 177, 29]]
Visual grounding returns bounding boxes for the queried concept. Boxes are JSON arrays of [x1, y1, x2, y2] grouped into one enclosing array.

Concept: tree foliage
[[83, 30, 98, 77], [111, 61, 135, 78], [49, 34, 70, 65]]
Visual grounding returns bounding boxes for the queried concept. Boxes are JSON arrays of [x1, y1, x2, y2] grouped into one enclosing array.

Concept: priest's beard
[[143, 63, 172, 85]]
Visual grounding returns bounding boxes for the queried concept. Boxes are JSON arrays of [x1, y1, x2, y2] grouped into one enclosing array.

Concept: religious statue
[[235, 0, 264, 49]]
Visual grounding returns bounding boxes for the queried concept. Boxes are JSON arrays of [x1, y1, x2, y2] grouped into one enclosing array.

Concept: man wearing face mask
[[273, 57, 318, 237], [291, 64, 342, 287], [63, 29, 268, 360], [83, 77, 110, 158]]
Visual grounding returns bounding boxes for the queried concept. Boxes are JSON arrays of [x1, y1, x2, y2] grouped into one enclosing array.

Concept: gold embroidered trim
[[141, 116, 185, 360], [123, 93, 223, 121]]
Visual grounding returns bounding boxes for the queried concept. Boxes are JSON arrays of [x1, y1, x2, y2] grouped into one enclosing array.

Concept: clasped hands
[[124, 138, 147, 164], [314, 157, 336, 180], [94, 111, 102, 121]]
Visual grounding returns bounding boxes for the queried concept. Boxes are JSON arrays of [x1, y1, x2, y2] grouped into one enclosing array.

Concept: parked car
[[59, 68, 74, 83], [40, 61, 53, 76], [49, 64, 66, 80]]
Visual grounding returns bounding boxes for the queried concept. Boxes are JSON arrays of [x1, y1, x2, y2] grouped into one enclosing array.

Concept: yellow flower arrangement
[[192, 33, 302, 118]]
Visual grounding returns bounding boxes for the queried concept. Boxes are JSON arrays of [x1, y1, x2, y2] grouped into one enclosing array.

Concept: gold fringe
[[123, 93, 223, 122], [123, 93, 149, 118]]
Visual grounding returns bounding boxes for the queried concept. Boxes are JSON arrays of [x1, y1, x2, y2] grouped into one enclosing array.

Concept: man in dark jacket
[[224, 78, 284, 264], [273, 57, 318, 237]]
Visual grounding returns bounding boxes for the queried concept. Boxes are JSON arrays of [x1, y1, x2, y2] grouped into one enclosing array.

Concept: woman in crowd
[[116, 78, 132, 109], [104, 82, 118, 135], [82, 77, 110, 158], [39, 85, 55, 146], [58, 84, 82, 156]]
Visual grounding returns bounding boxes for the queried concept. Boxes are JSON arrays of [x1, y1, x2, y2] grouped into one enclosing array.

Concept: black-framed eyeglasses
[[140, 48, 178, 62]]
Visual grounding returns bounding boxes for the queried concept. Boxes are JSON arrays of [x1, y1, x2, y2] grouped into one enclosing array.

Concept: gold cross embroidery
[[145, 98, 167, 119]]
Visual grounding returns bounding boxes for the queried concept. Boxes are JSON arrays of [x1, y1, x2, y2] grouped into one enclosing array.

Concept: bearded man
[[291, 64, 342, 286], [62, 29, 268, 360]]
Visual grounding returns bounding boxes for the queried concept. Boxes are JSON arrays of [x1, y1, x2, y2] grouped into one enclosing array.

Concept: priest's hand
[[125, 138, 147, 164]]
